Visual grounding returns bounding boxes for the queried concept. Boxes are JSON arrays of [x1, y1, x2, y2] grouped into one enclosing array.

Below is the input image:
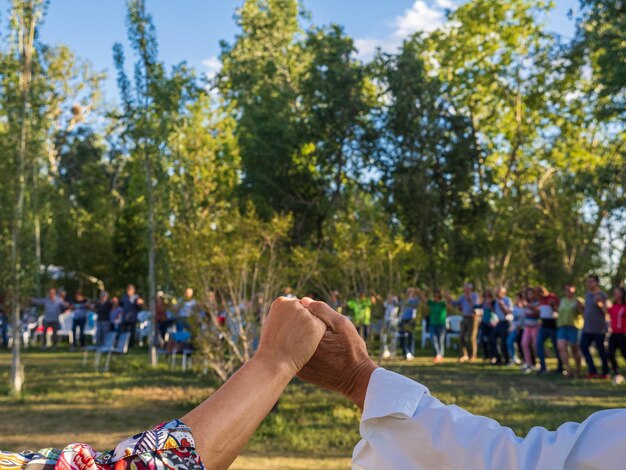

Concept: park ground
[[1, 347, 625, 469]]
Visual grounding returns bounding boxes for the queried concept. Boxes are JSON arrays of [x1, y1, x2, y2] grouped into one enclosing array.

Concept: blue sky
[[0, 0, 578, 102]]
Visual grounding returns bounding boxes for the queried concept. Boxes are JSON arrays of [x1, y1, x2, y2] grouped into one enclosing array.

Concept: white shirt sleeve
[[352, 368, 626, 470]]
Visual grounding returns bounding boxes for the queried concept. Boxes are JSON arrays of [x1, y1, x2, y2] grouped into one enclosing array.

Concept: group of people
[[16, 284, 199, 351], [5, 295, 626, 470], [342, 275, 626, 383], [7, 274, 626, 386]]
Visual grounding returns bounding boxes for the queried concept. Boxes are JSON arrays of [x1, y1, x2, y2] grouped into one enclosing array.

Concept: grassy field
[[1, 346, 624, 469]]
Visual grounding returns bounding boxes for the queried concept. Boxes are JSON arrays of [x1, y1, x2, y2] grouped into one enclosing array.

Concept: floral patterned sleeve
[[0, 419, 204, 470]]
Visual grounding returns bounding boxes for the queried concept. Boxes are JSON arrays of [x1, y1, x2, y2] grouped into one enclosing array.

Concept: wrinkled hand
[[256, 297, 327, 377], [297, 298, 377, 409]]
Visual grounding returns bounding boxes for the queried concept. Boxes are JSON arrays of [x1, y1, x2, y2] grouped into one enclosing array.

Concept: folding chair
[[99, 332, 131, 372], [446, 315, 463, 349], [84, 331, 116, 367]]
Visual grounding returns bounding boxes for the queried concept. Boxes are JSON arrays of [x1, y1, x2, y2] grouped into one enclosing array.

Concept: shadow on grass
[[0, 347, 624, 454]]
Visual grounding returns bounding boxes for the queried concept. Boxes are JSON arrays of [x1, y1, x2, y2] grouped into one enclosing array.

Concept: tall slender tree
[[114, 0, 197, 365]]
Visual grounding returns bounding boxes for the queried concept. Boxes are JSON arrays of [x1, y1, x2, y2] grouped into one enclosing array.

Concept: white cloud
[[354, 0, 458, 61], [435, 0, 456, 9], [202, 56, 222, 79], [394, 1, 447, 38]]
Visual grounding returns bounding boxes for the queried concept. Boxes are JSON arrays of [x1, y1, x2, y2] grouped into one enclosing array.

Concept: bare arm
[[183, 355, 293, 470], [182, 297, 326, 470]]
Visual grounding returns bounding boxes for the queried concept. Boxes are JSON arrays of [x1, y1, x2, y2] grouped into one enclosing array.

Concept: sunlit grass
[[1, 346, 624, 469]]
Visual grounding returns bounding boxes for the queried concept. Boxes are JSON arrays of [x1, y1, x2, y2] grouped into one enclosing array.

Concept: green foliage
[[575, 0, 626, 117], [0, 0, 624, 383]]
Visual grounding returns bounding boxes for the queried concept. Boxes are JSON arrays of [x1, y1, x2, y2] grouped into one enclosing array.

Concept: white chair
[[170, 348, 194, 371], [20, 307, 39, 348], [446, 315, 463, 349], [84, 331, 116, 367], [30, 315, 45, 347], [57, 311, 74, 344]]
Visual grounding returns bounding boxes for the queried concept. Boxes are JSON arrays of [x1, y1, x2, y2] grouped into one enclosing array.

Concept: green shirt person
[[428, 299, 447, 327], [558, 296, 584, 329], [348, 296, 372, 327], [348, 292, 375, 341], [417, 288, 449, 362]]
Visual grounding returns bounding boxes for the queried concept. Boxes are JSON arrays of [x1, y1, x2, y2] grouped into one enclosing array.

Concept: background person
[[0, 294, 7, 349], [536, 286, 562, 374], [521, 287, 540, 373], [557, 284, 584, 378], [109, 297, 123, 332], [177, 287, 197, 331], [381, 293, 399, 359], [580, 274, 610, 379], [605, 287, 626, 384], [448, 283, 479, 363], [31, 288, 65, 349], [95, 291, 112, 345], [155, 291, 173, 342], [507, 292, 525, 366], [347, 292, 374, 342], [70, 290, 91, 350], [120, 284, 143, 347], [479, 290, 498, 364], [398, 288, 419, 360], [418, 288, 447, 363], [492, 287, 512, 365]]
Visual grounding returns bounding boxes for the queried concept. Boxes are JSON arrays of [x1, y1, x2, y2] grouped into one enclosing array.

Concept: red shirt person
[[606, 287, 626, 383]]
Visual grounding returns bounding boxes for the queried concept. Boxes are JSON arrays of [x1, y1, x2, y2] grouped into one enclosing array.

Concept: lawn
[[0, 346, 624, 469]]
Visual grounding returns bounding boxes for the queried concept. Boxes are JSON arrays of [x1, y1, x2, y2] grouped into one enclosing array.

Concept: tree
[[5, 0, 44, 394], [166, 95, 292, 381], [0, 1, 103, 392], [373, 36, 482, 287], [423, 0, 571, 286], [574, 0, 625, 118], [297, 24, 376, 241], [113, 0, 198, 365], [219, 0, 322, 242]]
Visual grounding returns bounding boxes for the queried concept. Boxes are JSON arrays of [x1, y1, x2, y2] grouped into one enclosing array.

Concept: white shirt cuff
[[361, 368, 428, 422]]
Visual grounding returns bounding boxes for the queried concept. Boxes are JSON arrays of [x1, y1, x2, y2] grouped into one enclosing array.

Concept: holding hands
[[256, 297, 328, 376], [297, 297, 377, 409]]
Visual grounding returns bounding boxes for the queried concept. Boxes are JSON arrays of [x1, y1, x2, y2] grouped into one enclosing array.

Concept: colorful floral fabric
[[0, 420, 204, 470]]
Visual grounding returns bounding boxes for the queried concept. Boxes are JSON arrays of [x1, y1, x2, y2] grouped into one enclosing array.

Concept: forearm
[[343, 360, 377, 409], [182, 355, 294, 470]]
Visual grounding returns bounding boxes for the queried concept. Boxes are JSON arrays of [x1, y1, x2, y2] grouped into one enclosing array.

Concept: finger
[[301, 299, 346, 330]]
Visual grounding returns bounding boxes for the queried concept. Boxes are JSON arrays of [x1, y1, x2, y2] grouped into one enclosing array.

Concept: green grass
[[1, 346, 624, 469]]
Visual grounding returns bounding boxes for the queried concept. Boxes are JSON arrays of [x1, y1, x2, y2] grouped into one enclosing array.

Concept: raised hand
[[297, 298, 377, 409], [182, 296, 326, 470]]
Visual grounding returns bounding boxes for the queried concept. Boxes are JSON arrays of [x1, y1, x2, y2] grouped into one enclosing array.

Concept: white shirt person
[[353, 368, 625, 469], [298, 298, 626, 470]]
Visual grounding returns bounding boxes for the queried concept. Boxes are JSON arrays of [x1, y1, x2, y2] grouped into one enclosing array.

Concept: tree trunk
[[145, 154, 157, 367], [11, 0, 39, 395]]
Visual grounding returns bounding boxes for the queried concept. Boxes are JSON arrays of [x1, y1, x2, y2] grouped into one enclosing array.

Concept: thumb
[[301, 298, 346, 331]]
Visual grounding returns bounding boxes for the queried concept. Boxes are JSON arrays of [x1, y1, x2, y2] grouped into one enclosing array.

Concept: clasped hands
[[255, 297, 378, 409]]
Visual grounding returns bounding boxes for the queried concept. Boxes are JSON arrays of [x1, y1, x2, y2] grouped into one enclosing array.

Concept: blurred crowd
[[1, 274, 624, 385], [335, 274, 626, 385]]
